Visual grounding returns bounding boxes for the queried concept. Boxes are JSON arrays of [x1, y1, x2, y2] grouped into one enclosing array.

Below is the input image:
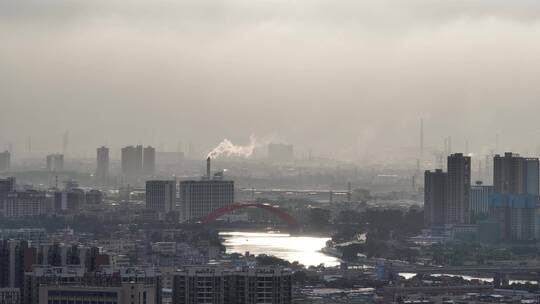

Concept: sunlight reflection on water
[[220, 231, 340, 267]]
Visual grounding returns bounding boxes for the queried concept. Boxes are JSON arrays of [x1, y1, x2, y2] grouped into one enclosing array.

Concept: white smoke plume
[[207, 135, 257, 159]]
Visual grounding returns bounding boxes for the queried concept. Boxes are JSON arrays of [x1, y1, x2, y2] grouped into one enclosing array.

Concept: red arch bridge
[[200, 202, 298, 226]]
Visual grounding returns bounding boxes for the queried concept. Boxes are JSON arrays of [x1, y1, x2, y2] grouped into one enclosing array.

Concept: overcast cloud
[[1, 0, 540, 163]]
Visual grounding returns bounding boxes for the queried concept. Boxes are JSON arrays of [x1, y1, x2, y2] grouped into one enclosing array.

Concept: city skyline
[[3, 1, 540, 303]]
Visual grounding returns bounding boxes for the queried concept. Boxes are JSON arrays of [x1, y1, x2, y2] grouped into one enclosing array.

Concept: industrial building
[[180, 158, 234, 222]]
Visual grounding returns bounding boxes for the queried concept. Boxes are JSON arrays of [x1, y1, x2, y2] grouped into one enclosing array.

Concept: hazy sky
[[2, 0, 540, 162]]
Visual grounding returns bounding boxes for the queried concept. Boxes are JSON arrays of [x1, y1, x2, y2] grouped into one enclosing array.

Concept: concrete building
[[121, 145, 143, 179], [424, 169, 447, 227], [470, 183, 493, 218], [524, 158, 540, 195], [267, 143, 294, 162], [0, 288, 20, 304], [0, 177, 15, 198], [143, 146, 156, 176], [2, 191, 46, 218], [172, 266, 292, 304], [0, 240, 33, 289], [63, 180, 79, 192], [0, 151, 10, 172], [0, 229, 47, 245], [145, 180, 176, 213], [85, 190, 104, 205], [180, 158, 234, 222], [54, 189, 85, 213], [490, 153, 540, 241], [24, 266, 161, 304], [29, 243, 109, 271], [489, 193, 539, 241], [96, 146, 109, 185], [46, 154, 64, 172], [180, 179, 234, 222], [493, 153, 539, 195], [446, 153, 471, 225]]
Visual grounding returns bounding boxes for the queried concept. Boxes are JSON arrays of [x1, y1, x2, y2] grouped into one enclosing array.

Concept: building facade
[[424, 169, 447, 227], [121, 145, 143, 179], [96, 146, 109, 186], [46, 154, 64, 172], [493, 153, 540, 195], [173, 267, 292, 304], [489, 193, 539, 241], [180, 180, 234, 222], [0, 240, 33, 289], [0, 288, 20, 304], [143, 146, 156, 176], [0, 229, 47, 245], [524, 158, 540, 196], [24, 266, 160, 304], [446, 153, 471, 225], [470, 184, 493, 218], [0, 151, 10, 172], [0, 177, 15, 199], [490, 153, 540, 241], [2, 191, 46, 218], [85, 190, 104, 205], [145, 180, 176, 213], [54, 189, 85, 213]]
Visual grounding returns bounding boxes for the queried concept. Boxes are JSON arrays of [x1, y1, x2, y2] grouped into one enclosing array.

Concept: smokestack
[[420, 119, 424, 159], [207, 157, 211, 179]]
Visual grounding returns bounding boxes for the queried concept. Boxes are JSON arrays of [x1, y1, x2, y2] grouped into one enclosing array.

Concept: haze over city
[[4, 2, 540, 304], [2, 0, 540, 163]]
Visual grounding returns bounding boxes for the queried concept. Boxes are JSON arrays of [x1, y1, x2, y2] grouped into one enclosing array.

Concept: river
[[399, 272, 537, 285], [220, 231, 340, 267], [220, 231, 538, 284]]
